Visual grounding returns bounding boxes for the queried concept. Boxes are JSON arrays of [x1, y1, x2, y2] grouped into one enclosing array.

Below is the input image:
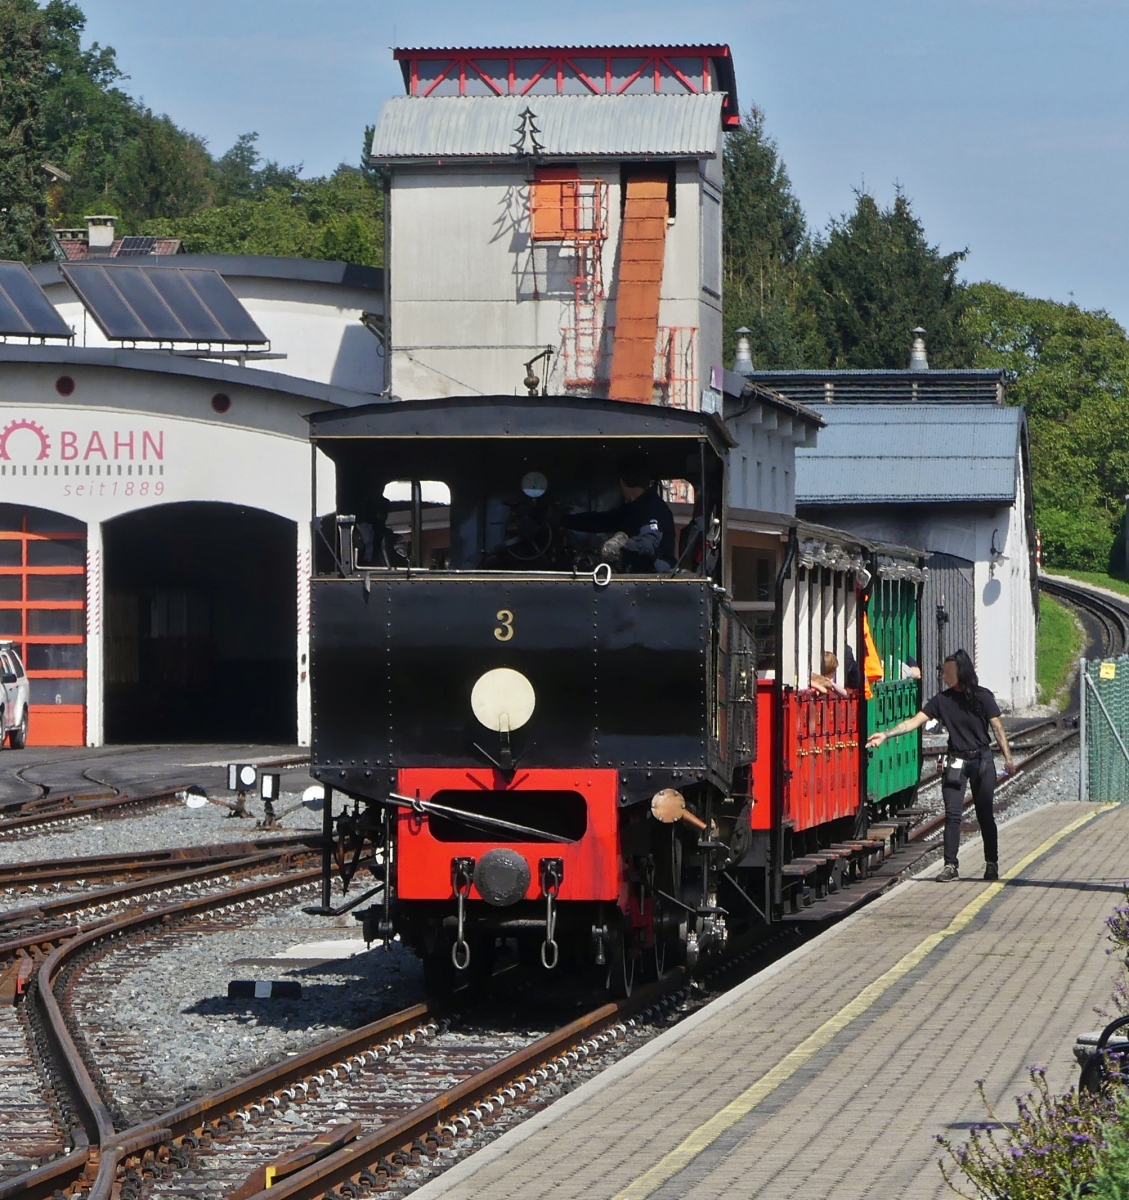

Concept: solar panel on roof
[[116, 236, 158, 256], [0, 261, 72, 339], [60, 264, 266, 344]]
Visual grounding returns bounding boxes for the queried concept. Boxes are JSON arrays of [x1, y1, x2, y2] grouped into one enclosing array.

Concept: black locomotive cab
[[308, 394, 758, 992]]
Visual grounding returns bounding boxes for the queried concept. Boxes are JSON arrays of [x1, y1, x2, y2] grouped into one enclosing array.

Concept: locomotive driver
[[564, 451, 676, 572]]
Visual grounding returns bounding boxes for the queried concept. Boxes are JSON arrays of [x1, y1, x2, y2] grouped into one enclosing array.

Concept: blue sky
[[79, 0, 1129, 324]]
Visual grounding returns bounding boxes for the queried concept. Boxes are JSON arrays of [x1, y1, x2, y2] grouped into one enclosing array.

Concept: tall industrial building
[[371, 46, 739, 407]]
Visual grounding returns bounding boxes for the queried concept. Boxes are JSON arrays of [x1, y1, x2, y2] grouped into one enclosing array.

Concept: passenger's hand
[[1002, 759, 1016, 778], [866, 731, 887, 749], [600, 531, 629, 563]]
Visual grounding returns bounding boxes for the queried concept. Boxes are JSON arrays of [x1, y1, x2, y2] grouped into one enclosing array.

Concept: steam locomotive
[[307, 393, 925, 994]]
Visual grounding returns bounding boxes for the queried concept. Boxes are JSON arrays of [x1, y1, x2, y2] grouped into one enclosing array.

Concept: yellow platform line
[[612, 806, 1112, 1200]]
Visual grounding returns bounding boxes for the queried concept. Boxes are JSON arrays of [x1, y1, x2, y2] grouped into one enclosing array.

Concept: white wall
[[0, 362, 338, 745], [389, 155, 723, 403], [726, 405, 819, 517]]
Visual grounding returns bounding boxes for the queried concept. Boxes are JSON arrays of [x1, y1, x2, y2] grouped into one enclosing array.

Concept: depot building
[[0, 243, 385, 746]]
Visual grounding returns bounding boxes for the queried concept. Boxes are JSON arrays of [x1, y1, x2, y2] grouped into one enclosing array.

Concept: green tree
[[966, 282, 1129, 570], [804, 190, 976, 368], [111, 111, 213, 220], [214, 131, 301, 204], [37, 0, 130, 215], [0, 0, 54, 262], [143, 167, 384, 266], [722, 107, 810, 367]]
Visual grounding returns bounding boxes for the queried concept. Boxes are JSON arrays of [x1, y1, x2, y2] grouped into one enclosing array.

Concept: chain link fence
[[1080, 656, 1129, 801]]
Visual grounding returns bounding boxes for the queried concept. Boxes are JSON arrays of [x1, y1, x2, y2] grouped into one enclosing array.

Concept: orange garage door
[[0, 506, 85, 747]]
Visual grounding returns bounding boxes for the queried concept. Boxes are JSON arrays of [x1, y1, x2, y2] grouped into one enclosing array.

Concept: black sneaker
[[984, 862, 999, 881], [937, 864, 959, 883]]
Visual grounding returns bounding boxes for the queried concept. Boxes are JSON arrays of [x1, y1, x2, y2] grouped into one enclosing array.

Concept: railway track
[[0, 834, 323, 891], [0, 846, 319, 969], [0, 753, 311, 840], [1039, 574, 1129, 659], [0, 605, 1099, 1200], [0, 865, 323, 1198], [0, 735, 1082, 1200], [1, 885, 685, 1200]]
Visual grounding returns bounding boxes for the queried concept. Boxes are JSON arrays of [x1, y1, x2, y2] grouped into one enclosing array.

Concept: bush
[[1039, 507, 1118, 572], [1091, 1101, 1129, 1199], [937, 1069, 1112, 1198]]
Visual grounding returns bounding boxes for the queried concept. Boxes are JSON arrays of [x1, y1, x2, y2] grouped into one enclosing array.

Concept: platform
[[416, 800, 1125, 1200]]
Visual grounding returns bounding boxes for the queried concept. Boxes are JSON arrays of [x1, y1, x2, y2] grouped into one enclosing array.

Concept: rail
[[0, 865, 321, 1200], [1039, 575, 1129, 660]]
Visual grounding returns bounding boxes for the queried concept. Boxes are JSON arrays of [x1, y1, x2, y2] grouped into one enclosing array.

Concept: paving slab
[[415, 800, 1125, 1200]]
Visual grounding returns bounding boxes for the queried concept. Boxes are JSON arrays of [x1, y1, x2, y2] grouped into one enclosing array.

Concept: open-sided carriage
[[306, 394, 925, 992]]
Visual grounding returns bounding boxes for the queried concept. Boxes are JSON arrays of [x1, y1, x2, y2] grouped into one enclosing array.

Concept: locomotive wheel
[[652, 933, 668, 980], [605, 933, 635, 998]]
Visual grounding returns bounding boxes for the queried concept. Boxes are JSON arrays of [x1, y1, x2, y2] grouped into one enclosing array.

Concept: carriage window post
[[411, 479, 424, 567]]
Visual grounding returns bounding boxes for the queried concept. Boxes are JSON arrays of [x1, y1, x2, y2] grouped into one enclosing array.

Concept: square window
[[28, 609, 84, 635]]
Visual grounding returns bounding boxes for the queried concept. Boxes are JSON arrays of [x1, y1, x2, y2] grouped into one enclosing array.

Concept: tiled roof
[[56, 238, 183, 261]]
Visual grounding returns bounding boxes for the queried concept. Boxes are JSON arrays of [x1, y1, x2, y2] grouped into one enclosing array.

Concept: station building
[[0, 248, 385, 746], [753, 362, 1038, 710]]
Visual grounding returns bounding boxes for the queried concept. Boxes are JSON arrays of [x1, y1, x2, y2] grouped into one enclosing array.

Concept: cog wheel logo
[[0, 420, 51, 461]]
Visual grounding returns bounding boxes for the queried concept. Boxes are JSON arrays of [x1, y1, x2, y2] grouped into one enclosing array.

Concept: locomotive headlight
[[471, 667, 536, 732]]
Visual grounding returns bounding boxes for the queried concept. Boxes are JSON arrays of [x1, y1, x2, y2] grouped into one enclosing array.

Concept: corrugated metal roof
[[744, 369, 1005, 406], [795, 405, 1023, 504], [370, 93, 724, 160]]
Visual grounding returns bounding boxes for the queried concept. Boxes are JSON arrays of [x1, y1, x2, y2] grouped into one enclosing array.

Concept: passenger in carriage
[[843, 644, 862, 690], [811, 651, 850, 697], [563, 451, 676, 572]]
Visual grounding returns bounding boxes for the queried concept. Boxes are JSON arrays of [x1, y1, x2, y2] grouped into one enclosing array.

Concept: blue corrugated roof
[[795, 404, 1023, 504]]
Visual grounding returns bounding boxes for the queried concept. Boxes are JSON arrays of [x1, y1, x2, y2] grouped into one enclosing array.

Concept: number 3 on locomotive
[[494, 610, 515, 641]]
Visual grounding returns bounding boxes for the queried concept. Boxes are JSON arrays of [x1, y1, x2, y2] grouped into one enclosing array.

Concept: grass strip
[[1051, 568, 1129, 600], [1037, 593, 1083, 706]]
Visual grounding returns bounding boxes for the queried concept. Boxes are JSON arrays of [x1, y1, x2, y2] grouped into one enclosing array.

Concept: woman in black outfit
[[866, 649, 1015, 882]]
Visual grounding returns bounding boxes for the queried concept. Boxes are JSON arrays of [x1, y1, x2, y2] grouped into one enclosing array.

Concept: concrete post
[[85, 520, 103, 746], [296, 518, 311, 746]]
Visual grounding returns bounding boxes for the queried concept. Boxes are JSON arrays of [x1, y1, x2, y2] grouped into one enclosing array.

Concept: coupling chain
[[451, 857, 475, 971], [540, 857, 564, 970]]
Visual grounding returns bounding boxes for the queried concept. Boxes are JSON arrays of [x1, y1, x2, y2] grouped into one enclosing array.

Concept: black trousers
[[942, 754, 998, 867]]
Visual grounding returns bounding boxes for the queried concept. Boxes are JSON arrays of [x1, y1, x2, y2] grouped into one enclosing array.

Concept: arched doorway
[[103, 503, 296, 743]]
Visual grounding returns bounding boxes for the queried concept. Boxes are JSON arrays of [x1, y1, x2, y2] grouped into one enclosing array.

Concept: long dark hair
[[946, 649, 982, 716]]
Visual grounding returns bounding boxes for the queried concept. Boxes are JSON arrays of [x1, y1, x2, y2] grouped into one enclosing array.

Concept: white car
[[0, 643, 29, 749]]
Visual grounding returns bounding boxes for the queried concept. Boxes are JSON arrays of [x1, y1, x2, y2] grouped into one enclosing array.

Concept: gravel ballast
[[0, 787, 321, 864], [75, 884, 426, 1126]]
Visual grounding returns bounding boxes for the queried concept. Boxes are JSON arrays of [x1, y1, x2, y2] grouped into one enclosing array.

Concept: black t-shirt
[[923, 686, 1001, 757]]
